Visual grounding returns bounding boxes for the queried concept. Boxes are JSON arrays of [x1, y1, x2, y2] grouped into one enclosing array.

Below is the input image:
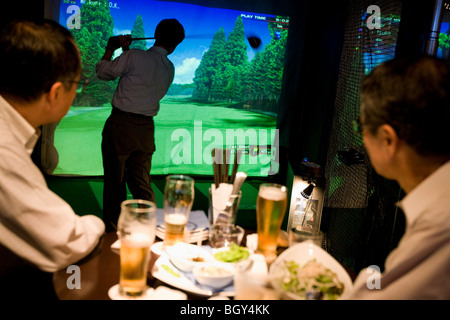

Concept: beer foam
[[165, 213, 187, 225], [122, 232, 153, 248], [259, 186, 287, 201]]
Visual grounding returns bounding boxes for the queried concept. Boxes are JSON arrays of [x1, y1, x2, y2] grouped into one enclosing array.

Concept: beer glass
[[256, 183, 288, 263], [117, 199, 156, 297], [163, 175, 195, 247]]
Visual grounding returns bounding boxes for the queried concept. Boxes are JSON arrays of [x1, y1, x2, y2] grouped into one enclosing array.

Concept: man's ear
[[45, 82, 64, 110], [379, 124, 399, 155]]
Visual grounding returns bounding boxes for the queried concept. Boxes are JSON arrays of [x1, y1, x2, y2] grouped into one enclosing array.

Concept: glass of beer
[[117, 199, 156, 297], [256, 183, 288, 264], [163, 175, 195, 247]]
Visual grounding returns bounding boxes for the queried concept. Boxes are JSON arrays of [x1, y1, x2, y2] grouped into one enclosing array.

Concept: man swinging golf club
[[96, 19, 185, 231]]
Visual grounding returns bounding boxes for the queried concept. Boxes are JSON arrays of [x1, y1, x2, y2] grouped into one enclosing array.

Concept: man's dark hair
[[154, 19, 185, 48], [0, 19, 81, 102], [361, 55, 450, 156]]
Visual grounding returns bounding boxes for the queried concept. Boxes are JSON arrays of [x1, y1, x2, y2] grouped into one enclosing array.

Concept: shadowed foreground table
[[53, 232, 230, 300], [53, 232, 121, 300]]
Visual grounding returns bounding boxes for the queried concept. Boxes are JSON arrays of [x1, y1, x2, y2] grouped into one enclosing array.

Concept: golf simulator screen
[[56, 0, 289, 177]]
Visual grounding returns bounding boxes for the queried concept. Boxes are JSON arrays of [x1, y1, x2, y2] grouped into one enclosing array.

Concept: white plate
[[269, 242, 353, 300], [152, 254, 235, 297]]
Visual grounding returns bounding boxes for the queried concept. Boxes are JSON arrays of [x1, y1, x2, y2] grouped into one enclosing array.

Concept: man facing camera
[[0, 19, 105, 299]]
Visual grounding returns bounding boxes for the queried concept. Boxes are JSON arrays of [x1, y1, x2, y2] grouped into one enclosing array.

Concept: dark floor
[[45, 174, 264, 230]]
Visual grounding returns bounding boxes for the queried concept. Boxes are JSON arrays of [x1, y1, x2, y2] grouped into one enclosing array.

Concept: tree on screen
[[439, 32, 450, 58], [249, 17, 288, 112], [192, 15, 288, 112], [71, 0, 117, 107], [130, 15, 147, 51], [197, 16, 250, 103], [224, 15, 248, 67], [192, 27, 226, 100], [214, 15, 250, 103]]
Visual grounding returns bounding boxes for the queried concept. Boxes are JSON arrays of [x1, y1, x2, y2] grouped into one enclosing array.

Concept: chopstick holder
[[210, 182, 233, 224]]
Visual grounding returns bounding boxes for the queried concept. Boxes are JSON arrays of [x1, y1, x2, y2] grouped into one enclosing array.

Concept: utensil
[[215, 172, 247, 224], [212, 148, 222, 188], [223, 148, 230, 183], [212, 147, 242, 186], [230, 149, 242, 184], [224, 172, 247, 212]]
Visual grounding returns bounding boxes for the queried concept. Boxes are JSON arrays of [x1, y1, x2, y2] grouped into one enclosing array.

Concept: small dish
[[165, 242, 213, 272], [212, 244, 253, 272], [192, 262, 235, 290]]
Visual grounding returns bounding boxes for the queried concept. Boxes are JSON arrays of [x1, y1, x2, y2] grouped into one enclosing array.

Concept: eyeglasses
[[73, 75, 89, 93], [352, 118, 363, 135]]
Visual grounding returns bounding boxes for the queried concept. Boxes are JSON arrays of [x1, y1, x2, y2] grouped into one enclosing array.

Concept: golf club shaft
[[131, 34, 262, 48], [131, 37, 155, 40], [131, 34, 219, 41]]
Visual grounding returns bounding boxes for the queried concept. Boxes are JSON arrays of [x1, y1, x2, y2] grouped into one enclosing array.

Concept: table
[[53, 231, 252, 300], [53, 232, 120, 300], [53, 231, 354, 300]]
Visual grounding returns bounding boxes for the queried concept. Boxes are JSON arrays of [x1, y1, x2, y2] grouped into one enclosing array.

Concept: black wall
[[0, 1, 45, 28]]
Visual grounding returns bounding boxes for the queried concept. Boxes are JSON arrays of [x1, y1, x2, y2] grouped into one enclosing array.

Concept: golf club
[[131, 34, 263, 49]]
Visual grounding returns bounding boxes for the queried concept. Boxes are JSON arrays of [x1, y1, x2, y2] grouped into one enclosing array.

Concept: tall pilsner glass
[[118, 199, 156, 297], [256, 183, 288, 263], [163, 175, 195, 247]]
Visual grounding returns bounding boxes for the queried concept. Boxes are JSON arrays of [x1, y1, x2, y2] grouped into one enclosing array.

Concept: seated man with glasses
[[343, 56, 450, 299], [0, 19, 105, 300]]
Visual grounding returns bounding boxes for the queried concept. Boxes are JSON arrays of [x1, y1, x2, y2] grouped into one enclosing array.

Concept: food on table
[[193, 262, 235, 289], [195, 264, 234, 277], [213, 243, 250, 263], [191, 256, 205, 262], [165, 242, 212, 272], [282, 259, 344, 300]]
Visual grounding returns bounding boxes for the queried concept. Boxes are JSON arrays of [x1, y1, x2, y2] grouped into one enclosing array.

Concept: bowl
[[211, 244, 253, 272], [192, 262, 235, 290], [165, 242, 213, 272], [269, 242, 353, 300]]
